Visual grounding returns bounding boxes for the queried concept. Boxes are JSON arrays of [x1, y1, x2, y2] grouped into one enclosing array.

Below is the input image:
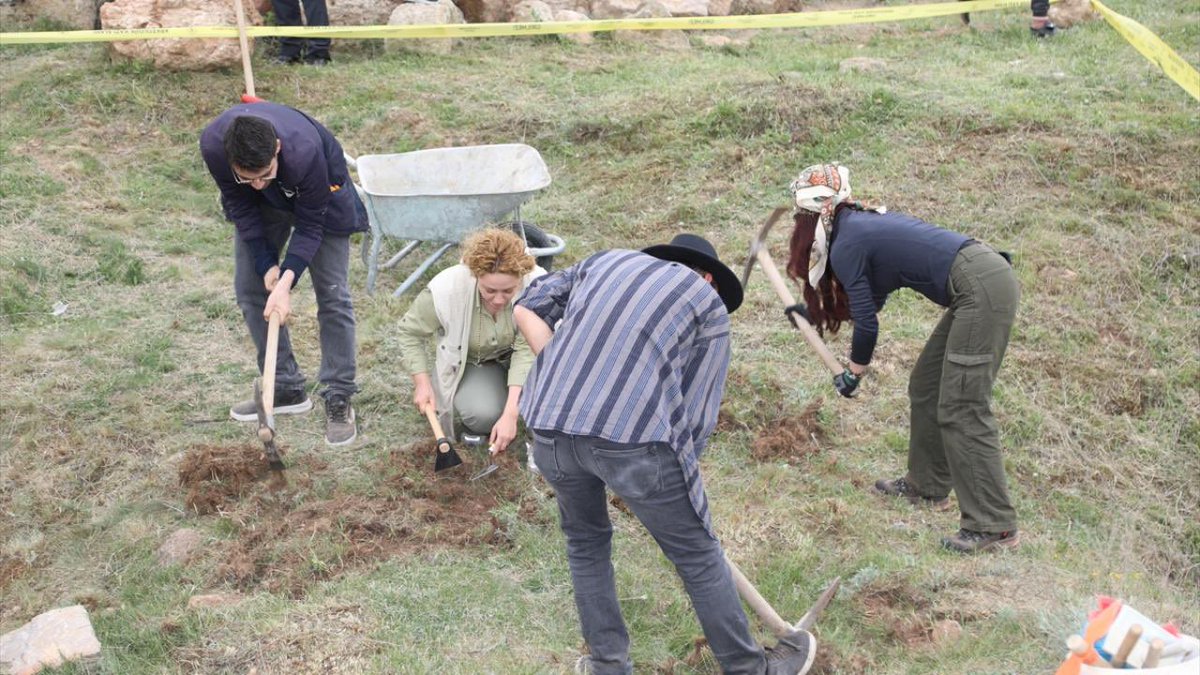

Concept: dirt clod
[[179, 444, 270, 515], [751, 399, 824, 463]]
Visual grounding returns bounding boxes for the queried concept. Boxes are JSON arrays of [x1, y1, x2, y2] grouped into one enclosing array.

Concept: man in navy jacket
[[200, 102, 367, 446]]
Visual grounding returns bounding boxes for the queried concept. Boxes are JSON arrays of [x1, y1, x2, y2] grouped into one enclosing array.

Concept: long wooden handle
[[1111, 624, 1142, 668], [262, 311, 280, 417], [232, 0, 256, 98], [755, 249, 844, 375], [724, 553, 792, 638], [423, 406, 452, 453]]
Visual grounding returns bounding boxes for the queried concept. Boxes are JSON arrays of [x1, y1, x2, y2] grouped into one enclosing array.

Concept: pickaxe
[[725, 552, 841, 637], [254, 311, 287, 473], [741, 208, 844, 376]]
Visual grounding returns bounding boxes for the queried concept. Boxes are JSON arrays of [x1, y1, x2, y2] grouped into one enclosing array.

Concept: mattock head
[[740, 207, 790, 288]]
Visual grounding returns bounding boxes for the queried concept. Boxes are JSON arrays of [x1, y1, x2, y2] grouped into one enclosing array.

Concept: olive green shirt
[[397, 287, 534, 388]]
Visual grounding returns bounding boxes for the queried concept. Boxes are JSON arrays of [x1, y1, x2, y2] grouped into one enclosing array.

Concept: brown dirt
[[750, 399, 824, 463], [0, 555, 30, 594], [190, 442, 551, 596], [178, 444, 271, 515]]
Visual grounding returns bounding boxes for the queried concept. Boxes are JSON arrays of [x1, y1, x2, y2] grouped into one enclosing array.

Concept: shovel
[[423, 405, 462, 472], [255, 311, 286, 473]]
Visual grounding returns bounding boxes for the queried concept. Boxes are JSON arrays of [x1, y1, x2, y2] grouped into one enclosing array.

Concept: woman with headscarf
[[397, 228, 544, 462], [785, 164, 1021, 554]]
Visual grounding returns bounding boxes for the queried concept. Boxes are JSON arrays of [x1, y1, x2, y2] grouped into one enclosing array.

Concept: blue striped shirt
[[517, 249, 731, 530]]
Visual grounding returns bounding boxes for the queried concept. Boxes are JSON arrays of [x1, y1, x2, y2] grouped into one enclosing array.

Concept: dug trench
[[177, 442, 552, 596]]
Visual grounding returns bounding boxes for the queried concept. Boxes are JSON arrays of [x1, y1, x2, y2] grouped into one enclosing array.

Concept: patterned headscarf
[[789, 163, 884, 288]]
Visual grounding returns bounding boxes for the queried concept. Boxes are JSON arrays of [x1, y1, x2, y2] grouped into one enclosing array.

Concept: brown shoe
[[941, 528, 1020, 554], [873, 475, 952, 511]]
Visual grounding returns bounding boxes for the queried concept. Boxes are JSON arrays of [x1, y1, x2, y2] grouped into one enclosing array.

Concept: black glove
[[833, 368, 861, 398], [783, 303, 812, 328]]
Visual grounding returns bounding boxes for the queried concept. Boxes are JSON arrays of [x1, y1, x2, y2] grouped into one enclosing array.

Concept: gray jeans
[[233, 206, 358, 400], [907, 243, 1019, 532], [531, 432, 766, 675], [455, 361, 508, 436]]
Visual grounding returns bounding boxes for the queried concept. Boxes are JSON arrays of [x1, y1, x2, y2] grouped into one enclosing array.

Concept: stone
[[589, 0, 640, 19], [512, 0, 554, 21], [554, 9, 593, 44], [10, 0, 104, 30], [839, 56, 887, 74], [187, 593, 244, 609], [386, 0, 466, 55], [658, 0, 706, 16], [613, 1, 690, 49], [0, 605, 102, 675], [99, 0, 264, 72], [328, 0, 403, 29], [1049, 0, 1096, 27], [454, 0, 510, 23], [156, 528, 202, 566], [707, 0, 732, 16]]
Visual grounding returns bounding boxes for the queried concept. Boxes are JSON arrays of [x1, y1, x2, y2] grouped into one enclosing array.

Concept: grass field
[[1, 1, 1198, 672]]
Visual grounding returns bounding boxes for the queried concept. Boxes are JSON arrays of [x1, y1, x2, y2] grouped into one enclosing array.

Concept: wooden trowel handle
[[422, 406, 452, 453], [262, 312, 281, 417]]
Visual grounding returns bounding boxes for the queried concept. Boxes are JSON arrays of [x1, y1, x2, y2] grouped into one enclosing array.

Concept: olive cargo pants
[[907, 243, 1020, 533]]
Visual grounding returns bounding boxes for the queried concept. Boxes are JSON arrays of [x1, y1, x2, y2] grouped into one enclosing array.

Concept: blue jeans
[[233, 205, 358, 400], [532, 432, 766, 675]]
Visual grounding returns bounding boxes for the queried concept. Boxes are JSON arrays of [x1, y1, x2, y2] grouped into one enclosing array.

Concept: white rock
[[658, 0, 706, 16], [99, 0, 263, 72], [512, 0, 554, 21], [613, 0, 690, 49], [386, 0, 466, 55], [156, 528, 202, 566], [554, 9, 594, 44], [0, 606, 101, 675], [590, 0, 640, 19], [329, 0, 404, 27], [706, 0, 732, 16]]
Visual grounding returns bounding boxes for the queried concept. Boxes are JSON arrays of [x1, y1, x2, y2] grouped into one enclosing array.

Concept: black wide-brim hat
[[642, 233, 744, 313]]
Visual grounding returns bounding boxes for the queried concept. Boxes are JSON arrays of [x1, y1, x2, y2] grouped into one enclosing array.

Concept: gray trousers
[[454, 362, 508, 436], [907, 243, 1019, 533], [233, 206, 358, 400], [532, 432, 766, 675]]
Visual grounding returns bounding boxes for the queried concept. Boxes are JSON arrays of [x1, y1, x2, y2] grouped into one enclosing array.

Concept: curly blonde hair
[[461, 227, 536, 279]]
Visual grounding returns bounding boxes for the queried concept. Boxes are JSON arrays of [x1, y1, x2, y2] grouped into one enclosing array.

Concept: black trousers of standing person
[[271, 0, 331, 63]]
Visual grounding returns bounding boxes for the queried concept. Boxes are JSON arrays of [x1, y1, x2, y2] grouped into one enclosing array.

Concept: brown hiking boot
[[941, 528, 1020, 554], [873, 475, 952, 511]]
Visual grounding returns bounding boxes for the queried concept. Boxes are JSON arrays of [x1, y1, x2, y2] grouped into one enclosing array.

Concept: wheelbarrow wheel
[[505, 220, 555, 271]]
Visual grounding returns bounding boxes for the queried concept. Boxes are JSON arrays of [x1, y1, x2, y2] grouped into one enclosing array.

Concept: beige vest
[[427, 263, 545, 436]]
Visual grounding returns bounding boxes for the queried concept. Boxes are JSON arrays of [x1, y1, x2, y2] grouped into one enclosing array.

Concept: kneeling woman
[[786, 164, 1020, 554], [397, 228, 543, 454]]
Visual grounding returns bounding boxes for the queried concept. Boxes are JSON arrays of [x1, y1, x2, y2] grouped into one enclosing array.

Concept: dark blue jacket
[[199, 103, 367, 281], [829, 208, 971, 366]]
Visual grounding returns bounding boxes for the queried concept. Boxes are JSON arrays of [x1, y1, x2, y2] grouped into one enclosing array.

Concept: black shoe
[[271, 54, 301, 65], [230, 389, 312, 422], [765, 629, 817, 675], [942, 528, 1020, 554], [324, 394, 357, 446], [873, 475, 953, 511], [1030, 21, 1057, 37], [303, 55, 332, 67]]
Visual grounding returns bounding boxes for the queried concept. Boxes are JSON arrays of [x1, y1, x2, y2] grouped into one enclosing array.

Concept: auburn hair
[[785, 207, 852, 335], [462, 228, 536, 279]]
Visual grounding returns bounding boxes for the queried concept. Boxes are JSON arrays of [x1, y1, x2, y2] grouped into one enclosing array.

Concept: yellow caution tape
[[1090, 0, 1199, 102], [0, 0, 1025, 44]]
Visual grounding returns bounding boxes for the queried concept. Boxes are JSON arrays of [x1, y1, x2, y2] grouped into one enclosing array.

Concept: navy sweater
[[829, 208, 970, 366], [199, 103, 367, 282]]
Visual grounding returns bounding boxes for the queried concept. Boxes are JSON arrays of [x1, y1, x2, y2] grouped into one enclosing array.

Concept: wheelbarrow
[[345, 144, 567, 296]]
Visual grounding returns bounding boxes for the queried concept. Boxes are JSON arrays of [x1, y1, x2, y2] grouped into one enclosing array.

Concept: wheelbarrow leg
[[366, 228, 383, 296], [381, 240, 422, 271], [393, 243, 456, 297]]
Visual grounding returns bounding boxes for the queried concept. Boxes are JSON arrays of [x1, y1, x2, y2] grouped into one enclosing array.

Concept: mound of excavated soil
[[179, 444, 271, 515], [751, 399, 824, 463], [188, 441, 552, 596]]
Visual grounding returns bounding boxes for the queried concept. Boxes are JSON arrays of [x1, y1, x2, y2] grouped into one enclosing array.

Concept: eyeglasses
[[231, 158, 277, 185]]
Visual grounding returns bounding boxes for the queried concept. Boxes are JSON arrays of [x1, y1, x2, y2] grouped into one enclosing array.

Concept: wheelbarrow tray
[[356, 144, 551, 243]]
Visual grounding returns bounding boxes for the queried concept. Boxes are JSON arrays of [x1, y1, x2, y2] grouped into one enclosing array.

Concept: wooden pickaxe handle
[[423, 405, 453, 454], [725, 553, 840, 638], [232, 0, 256, 98], [754, 248, 844, 376], [262, 311, 281, 421]]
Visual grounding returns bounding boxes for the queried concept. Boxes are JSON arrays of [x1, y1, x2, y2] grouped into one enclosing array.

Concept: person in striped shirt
[[514, 234, 816, 675]]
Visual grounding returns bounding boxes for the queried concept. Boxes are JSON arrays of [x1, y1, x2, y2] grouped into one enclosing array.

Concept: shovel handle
[[262, 311, 281, 417], [422, 405, 453, 454], [724, 553, 794, 638], [755, 249, 844, 376]]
